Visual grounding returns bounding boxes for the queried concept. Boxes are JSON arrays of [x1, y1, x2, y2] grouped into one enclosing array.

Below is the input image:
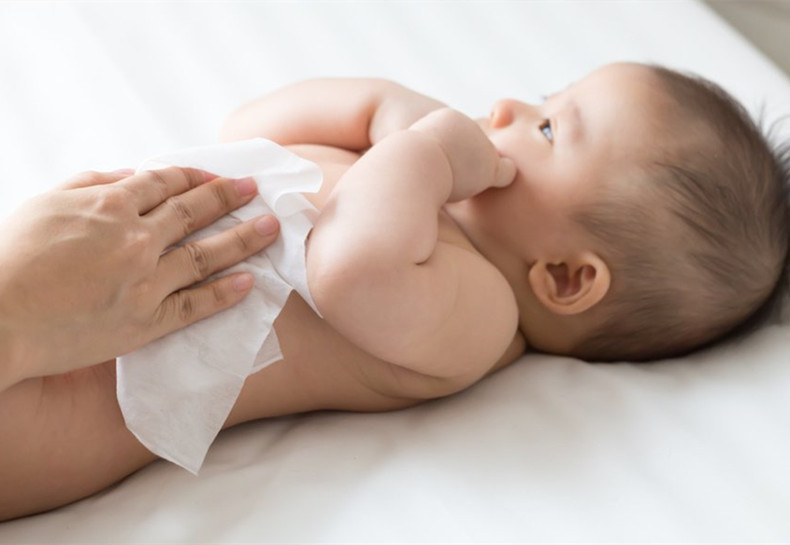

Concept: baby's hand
[[409, 108, 516, 202]]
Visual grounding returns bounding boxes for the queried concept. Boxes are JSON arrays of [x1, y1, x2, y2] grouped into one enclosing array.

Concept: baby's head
[[470, 62, 789, 361]]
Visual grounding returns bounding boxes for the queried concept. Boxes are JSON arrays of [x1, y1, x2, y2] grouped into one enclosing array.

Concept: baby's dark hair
[[571, 64, 790, 362]]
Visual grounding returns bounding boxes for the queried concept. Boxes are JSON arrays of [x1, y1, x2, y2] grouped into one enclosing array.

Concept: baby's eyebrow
[[553, 96, 582, 150]]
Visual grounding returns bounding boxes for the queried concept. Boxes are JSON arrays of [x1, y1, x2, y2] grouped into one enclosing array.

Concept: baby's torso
[[230, 144, 525, 422]]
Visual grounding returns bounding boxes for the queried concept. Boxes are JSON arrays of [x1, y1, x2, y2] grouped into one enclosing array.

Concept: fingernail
[[254, 216, 278, 236], [235, 177, 258, 196], [233, 273, 254, 292]]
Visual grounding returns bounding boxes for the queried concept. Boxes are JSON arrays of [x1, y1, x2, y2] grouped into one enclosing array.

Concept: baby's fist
[[409, 108, 516, 201], [493, 156, 517, 190]]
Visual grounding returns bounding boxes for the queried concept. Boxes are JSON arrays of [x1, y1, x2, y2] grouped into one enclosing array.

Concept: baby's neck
[[443, 201, 591, 358]]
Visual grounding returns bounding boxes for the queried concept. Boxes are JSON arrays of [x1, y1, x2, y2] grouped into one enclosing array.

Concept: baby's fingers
[[493, 157, 517, 188]]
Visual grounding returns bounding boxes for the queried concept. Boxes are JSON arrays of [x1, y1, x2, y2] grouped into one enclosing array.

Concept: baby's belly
[[259, 286, 524, 419], [230, 291, 460, 424], [287, 293, 453, 401]]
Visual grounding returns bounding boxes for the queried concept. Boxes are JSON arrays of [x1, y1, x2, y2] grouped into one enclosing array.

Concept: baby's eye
[[539, 119, 553, 143]]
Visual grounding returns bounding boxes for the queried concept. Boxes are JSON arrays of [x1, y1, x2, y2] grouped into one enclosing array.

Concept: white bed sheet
[[1, 1, 789, 542]]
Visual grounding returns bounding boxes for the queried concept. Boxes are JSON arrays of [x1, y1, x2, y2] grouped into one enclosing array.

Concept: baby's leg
[[0, 361, 156, 521]]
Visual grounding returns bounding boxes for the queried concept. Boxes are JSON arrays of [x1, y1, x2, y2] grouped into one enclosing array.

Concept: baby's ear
[[527, 252, 611, 315]]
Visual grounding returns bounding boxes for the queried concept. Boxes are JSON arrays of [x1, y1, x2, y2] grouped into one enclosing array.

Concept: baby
[[1, 62, 788, 520]]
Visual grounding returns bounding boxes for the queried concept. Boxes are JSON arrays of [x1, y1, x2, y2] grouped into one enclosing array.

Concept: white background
[[1, 2, 790, 543]]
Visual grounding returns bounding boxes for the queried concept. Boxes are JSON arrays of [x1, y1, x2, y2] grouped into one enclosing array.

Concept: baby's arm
[[307, 109, 518, 380], [220, 78, 445, 149]]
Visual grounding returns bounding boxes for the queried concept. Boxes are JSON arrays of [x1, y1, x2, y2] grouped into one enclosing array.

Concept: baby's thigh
[[0, 361, 156, 521]]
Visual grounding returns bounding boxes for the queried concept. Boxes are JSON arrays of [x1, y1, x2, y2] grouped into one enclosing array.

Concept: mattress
[[1, 1, 789, 542]]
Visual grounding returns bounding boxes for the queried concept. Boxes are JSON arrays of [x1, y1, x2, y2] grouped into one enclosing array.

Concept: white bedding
[[1, 1, 790, 542]]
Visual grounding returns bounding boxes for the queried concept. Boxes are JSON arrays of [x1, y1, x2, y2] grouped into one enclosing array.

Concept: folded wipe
[[116, 138, 322, 474]]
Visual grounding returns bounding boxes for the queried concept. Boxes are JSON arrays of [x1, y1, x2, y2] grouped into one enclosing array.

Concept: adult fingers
[[57, 168, 136, 190], [149, 271, 257, 340], [145, 176, 261, 249], [156, 214, 279, 295], [120, 167, 217, 214]]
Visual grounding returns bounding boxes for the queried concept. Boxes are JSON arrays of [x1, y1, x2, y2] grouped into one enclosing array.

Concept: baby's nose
[[489, 99, 536, 129], [489, 99, 517, 129]]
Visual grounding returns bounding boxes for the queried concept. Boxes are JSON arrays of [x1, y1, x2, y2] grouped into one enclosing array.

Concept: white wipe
[[116, 138, 322, 474]]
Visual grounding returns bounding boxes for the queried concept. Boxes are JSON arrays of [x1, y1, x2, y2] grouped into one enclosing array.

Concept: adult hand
[[0, 167, 279, 390]]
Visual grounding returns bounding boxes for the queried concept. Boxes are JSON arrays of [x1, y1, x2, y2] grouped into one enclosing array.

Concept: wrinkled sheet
[[1, 2, 789, 542]]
